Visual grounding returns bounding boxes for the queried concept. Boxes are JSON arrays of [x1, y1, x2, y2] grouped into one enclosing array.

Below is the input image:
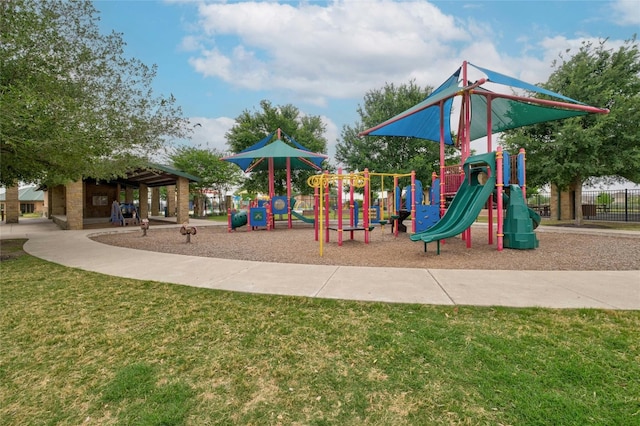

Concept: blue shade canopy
[[222, 139, 327, 172], [360, 63, 608, 144], [362, 71, 460, 145], [469, 63, 584, 105]]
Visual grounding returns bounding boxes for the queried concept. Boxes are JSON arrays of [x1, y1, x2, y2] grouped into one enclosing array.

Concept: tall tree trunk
[[193, 194, 201, 217], [573, 178, 583, 226], [218, 194, 224, 214]]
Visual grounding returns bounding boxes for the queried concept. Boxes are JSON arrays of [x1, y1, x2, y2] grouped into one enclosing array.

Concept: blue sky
[[95, 0, 639, 166]]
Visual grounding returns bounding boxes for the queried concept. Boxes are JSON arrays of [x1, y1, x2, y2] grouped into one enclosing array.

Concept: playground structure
[[359, 60, 608, 254], [223, 128, 327, 232], [306, 168, 442, 256], [224, 62, 609, 257], [410, 148, 540, 254]]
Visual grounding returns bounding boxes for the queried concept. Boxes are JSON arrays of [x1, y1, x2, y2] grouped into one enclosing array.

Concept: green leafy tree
[[336, 80, 458, 191], [225, 100, 329, 195], [170, 146, 244, 216], [0, 0, 189, 187], [502, 36, 640, 224]]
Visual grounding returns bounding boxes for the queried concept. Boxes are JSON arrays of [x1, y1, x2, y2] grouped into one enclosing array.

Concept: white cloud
[[612, 0, 640, 26], [187, 116, 236, 153], [188, 0, 474, 102], [185, 0, 635, 105], [179, 0, 634, 165], [320, 115, 340, 160], [178, 35, 202, 52]]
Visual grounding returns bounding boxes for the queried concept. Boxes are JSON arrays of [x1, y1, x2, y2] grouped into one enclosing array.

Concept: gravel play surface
[[90, 222, 640, 271]]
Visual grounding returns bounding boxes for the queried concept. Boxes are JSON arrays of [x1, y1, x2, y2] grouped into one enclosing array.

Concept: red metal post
[[496, 147, 504, 251], [439, 100, 446, 218], [268, 157, 275, 230], [486, 95, 493, 245], [364, 168, 370, 244], [324, 170, 330, 243], [393, 175, 399, 237], [411, 171, 416, 234], [314, 187, 319, 241], [338, 168, 343, 246], [287, 157, 292, 228]]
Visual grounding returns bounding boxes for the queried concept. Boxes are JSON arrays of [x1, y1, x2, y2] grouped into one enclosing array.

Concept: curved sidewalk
[[1, 218, 639, 310]]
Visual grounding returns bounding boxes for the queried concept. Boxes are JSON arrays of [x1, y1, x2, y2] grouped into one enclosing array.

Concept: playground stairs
[[503, 185, 539, 249]]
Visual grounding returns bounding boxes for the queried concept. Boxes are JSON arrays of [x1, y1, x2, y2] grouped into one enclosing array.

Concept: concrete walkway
[[1, 217, 638, 310]]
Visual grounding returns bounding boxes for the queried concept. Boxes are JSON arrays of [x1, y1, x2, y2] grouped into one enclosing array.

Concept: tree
[[502, 36, 640, 224], [225, 100, 329, 195], [170, 146, 244, 216], [0, 0, 189, 187], [336, 80, 458, 191]]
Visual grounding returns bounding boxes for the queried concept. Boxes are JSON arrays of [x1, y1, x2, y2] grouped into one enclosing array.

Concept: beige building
[[0, 186, 46, 218]]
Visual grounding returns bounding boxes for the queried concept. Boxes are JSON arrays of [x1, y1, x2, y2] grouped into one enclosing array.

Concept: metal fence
[[528, 189, 640, 222]]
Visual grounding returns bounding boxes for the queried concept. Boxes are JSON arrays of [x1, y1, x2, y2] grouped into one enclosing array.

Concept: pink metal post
[[268, 156, 275, 230], [439, 100, 446, 218], [287, 157, 292, 228], [496, 147, 504, 251], [393, 175, 399, 237], [411, 171, 416, 234], [462, 61, 472, 247], [364, 168, 370, 244], [486, 95, 493, 245], [338, 168, 343, 246], [314, 187, 319, 241], [324, 170, 330, 243], [349, 178, 355, 240]]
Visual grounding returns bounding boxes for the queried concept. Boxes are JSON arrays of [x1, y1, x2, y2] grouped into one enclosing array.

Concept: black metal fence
[[527, 189, 640, 222]]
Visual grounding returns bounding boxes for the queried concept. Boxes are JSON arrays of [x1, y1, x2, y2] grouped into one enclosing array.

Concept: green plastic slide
[[290, 198, 315, 224], [410, 174, 496, 245], [410, 152, 497, 247], [290, 209, 315, 224]]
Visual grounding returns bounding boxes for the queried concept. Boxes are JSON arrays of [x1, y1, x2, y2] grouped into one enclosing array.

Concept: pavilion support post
[[176, 177, 190, 224], [65, 180, 84, 230]]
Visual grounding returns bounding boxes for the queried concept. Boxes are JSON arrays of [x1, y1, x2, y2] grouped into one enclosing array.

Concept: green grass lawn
[[1, 242, 638, 425]]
